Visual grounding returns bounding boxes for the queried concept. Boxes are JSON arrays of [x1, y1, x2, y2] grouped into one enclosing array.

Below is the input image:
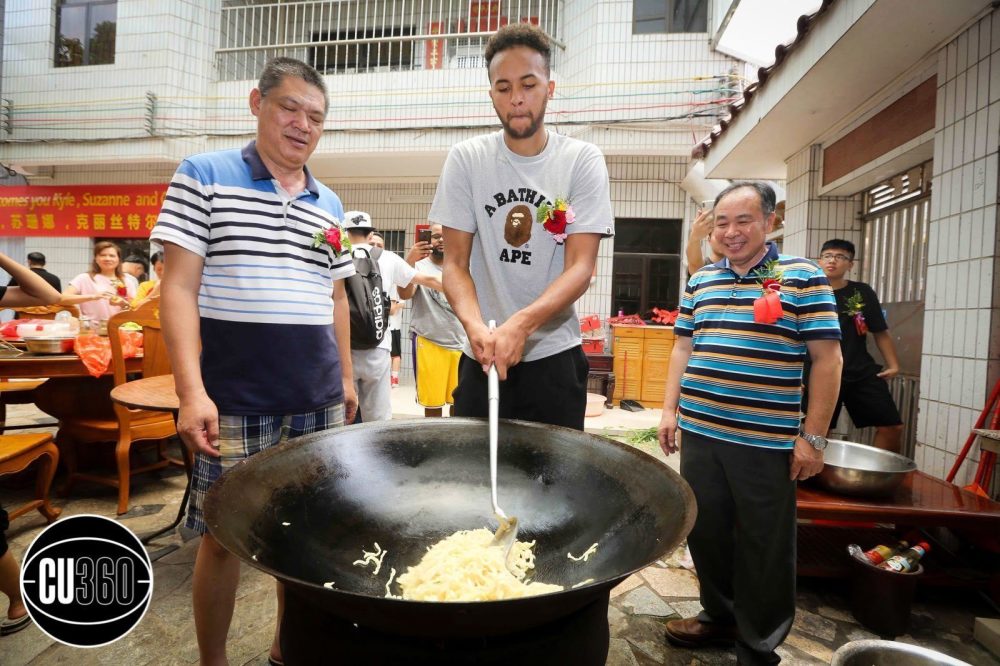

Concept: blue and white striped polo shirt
[[675, 242, 840, 450], [151, 142, 355, 415]]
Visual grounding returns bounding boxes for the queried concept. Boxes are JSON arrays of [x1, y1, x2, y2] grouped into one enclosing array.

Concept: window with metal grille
[[633, 0, 707, 34], [374, 230, 406, 255], [55, 0, 117, 67], [861, 162, 931, 303], [611, 219, 682, 317], [311, 26, 415, 73]]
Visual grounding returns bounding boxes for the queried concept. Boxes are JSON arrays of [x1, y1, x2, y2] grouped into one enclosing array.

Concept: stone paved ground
[[1, 402, 997, 665]]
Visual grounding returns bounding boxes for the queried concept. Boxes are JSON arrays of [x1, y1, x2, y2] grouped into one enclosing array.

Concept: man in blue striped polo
[[658, 181, 843, 665], [153, 57, 356, 666]]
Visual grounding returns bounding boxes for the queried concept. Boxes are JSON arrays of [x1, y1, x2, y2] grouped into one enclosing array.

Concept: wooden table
[[110, 374, 188, 554], [796, 471, 1000, 598], [797, 470, 1000, 530], [110, 374, 179, 414], [1, 351, 145, 428], [1, 352, 141, 379]]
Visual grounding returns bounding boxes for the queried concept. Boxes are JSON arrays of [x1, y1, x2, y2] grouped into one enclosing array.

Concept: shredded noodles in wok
[[396, 529, 563, 601]]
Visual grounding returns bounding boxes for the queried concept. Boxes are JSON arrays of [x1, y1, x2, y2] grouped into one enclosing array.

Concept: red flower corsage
[[313, 224, 352, 257], [752, 260, 784, 324], [536, 198, 575, 244], [844, 291, 868, 335]]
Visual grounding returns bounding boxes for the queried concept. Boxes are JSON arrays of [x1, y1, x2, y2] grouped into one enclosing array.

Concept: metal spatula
[[487, 321, 518, 569]]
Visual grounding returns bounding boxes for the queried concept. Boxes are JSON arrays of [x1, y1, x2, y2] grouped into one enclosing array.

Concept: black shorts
[[831, 375, 902, 429], [390, 329, 401, 358], [452, 346, 590, 430]]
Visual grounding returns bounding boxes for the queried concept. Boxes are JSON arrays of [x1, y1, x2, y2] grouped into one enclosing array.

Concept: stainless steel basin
[[831, 639, 971, 665], [812, 439, 916, 498]]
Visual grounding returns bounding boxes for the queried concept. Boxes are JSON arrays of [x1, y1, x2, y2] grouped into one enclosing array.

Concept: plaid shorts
[[185, 402, 345, 535]]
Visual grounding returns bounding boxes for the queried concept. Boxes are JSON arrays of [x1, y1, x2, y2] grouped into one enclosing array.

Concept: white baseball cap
[[341, 211, 373, 231]]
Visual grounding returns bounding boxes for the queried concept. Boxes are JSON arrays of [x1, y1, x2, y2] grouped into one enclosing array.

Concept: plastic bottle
[[880, 542, 930, 572], [860, 541, 909, 566]]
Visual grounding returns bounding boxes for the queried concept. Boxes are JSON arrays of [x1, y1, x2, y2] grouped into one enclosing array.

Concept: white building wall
[[782, 145, 861, 263], [3, 1, 743, 161], [559, 1, 741, 155], [3, 1, 219, 161], [917, 12, 1000, 487]]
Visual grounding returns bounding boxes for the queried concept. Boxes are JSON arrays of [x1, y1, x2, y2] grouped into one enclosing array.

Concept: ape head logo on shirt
[[504, 205, 533, 248]]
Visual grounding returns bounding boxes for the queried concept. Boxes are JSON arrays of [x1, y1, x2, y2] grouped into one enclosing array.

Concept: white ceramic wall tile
[[923, 400, 937, 449], [958, 31, 970, 74]]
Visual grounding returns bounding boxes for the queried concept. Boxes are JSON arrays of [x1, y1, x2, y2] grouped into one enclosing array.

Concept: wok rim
[[205, 417, 697, 608]]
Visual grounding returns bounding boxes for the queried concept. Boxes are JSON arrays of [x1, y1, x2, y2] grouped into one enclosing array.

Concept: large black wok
[[205, 418, 696, 639]]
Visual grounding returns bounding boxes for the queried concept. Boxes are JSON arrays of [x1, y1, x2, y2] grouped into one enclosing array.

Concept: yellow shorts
[[414, 335, 462, 408]]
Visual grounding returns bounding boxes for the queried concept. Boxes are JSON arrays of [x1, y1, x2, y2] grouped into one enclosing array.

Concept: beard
[[498, 96, 548, 140], [431, 247, 444, 260], [501, 114, 542, 140]]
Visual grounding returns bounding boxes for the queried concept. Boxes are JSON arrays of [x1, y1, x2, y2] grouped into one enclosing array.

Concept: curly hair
[[484, 23, 551, 80]]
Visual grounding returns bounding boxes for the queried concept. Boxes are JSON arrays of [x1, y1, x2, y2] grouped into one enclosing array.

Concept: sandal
[[0, 613, 31, 636]]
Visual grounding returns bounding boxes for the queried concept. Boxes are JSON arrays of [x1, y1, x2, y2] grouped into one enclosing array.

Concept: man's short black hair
[[259, 56, 329, 113], [484, 23, 552, 80], [821, 239, 856, 259], [27, 252, 46, 266], [714, 181, 777, 217], [124, 254, 149, 273]]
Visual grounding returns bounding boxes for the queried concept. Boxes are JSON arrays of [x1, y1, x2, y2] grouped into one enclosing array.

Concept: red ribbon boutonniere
[[313, 224, 352, 257], [111, 279, 128, 298], [752, 260, 784, 324], [844, 291, 868, 335], [536, 198, 575, 244]]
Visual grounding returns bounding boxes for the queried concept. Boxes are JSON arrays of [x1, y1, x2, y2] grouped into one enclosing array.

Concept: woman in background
[[62, 241, 138, 320], [131, 250, 163, 309]]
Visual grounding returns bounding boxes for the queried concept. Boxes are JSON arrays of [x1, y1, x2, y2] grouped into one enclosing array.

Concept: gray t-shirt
[[428, 130, 614, 362], [409, 258, 466, 349]]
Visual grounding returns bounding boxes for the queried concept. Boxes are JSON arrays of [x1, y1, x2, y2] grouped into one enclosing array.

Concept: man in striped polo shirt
[[153, 57, 355, 666], [658, 182, 843, 665]]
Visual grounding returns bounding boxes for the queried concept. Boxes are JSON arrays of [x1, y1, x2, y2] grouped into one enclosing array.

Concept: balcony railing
[[218, 0, 562, 81]]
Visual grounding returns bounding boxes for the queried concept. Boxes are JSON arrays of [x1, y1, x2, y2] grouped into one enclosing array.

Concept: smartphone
[[418, 229, 432, 244]]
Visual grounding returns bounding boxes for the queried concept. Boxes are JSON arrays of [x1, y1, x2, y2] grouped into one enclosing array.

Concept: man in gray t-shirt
[[409, 223, 467, 417], [430, 24, 613, 430]]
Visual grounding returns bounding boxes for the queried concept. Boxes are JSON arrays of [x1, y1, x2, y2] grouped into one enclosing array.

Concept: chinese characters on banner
[[0, 184, 168, 237], [425, 21, 446, 70]]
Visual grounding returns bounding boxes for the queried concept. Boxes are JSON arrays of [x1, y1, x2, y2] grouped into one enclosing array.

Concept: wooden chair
[[11, 303, 81, 320], [0, 433, 61, 524], [58, 297, 177, 514], [0, 379, 47, 434]]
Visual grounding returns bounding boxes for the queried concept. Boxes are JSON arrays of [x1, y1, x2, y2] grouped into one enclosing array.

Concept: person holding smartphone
[[685, 207, 723, 275]]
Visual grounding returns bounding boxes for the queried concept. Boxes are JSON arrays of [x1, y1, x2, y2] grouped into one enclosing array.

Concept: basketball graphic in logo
[[19, 514, 153, 647]]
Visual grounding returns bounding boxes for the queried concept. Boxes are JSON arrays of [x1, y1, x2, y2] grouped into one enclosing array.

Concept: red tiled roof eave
[[690, 0, 838, 161]]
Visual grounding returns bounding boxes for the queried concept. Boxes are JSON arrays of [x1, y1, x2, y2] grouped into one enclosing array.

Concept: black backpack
[[345, 246, 390, 350]]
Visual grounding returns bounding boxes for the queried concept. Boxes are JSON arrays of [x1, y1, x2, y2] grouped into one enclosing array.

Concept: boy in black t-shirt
[[816, 239, 904, 452]]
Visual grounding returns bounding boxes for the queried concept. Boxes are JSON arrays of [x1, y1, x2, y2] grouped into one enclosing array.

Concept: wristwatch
[[800, 432, 828, 451]]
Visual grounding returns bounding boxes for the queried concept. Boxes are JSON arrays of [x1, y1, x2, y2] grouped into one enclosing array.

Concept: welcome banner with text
[[0, 184, 168, 237]]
